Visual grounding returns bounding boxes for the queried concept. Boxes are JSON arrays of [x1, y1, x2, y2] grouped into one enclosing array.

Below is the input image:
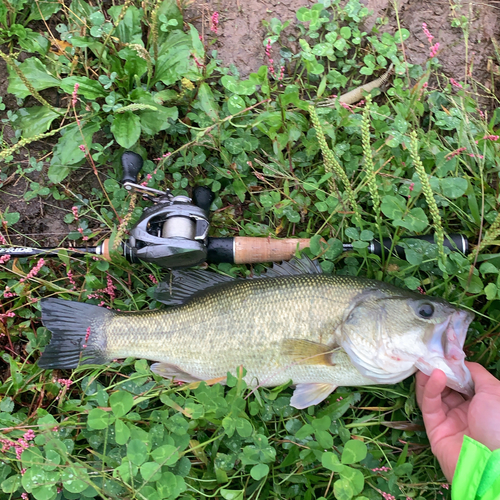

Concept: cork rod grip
[[233, 237, 311, 264], [99, 238, 111, 260]]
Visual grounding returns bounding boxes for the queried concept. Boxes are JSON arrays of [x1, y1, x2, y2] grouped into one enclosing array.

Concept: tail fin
[[38, 298, 113, 369]]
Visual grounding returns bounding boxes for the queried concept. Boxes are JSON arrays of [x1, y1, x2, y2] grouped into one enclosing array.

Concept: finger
[[420, 369, 448, 432], [415, 371, 430, 409], [466, 362, 500, 393]]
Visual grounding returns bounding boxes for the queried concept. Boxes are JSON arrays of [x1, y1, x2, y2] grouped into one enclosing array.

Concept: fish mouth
[[416, 309, 474, 397]]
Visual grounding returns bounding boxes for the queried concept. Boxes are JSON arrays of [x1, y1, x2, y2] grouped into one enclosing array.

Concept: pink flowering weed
[[154, 152, 172, 161], [429, 42, 439, 58], [66, 268, 77, 289], [141, 173, 153, 187], [210, 11, 219, 34], [381, 492, 396, 500], [446, 146, 467, 159], [422, 22, 434, 43], [57, 378, 73, 388], [72, 83, 79, 106], [3, 285, 16, 297], [23, 430, 35, 441], [20, 258, 45, 282], [265, 39, 272, 59], [0, 311, 15, 322], [83, 326, 91, 348]]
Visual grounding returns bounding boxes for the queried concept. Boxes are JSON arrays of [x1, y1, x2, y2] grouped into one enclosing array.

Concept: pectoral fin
[[150, 362, 201, 383], [282, 339, 337, 365], [290, 383, 337, 409]]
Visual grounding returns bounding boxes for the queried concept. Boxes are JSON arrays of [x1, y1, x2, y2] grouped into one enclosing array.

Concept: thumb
[[466, 362, 500, 393]]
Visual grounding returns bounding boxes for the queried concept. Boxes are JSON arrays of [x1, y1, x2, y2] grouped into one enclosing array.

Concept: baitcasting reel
[[116, 151, 213, 268]]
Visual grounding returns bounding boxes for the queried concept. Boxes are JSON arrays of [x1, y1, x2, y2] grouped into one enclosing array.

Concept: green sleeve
[[452, 435, 500, 500]]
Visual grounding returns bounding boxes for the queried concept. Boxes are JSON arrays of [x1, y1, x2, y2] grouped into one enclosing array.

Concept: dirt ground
[[191, 0, 500, 85], [1, 0, 500, 248]]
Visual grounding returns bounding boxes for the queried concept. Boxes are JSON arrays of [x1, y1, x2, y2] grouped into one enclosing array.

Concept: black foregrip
[[121, 151, 144, 184], [206, 237, 235, 264], [370, 234, 469, 257], [444, 233, 469, 254]]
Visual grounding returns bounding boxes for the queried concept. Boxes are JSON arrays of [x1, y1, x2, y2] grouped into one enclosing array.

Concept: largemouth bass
[[38, 257, 474, 408]]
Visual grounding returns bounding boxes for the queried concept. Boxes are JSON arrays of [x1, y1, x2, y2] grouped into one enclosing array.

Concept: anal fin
[[150, 362, 201, 383], [290, 383, 337, 409]]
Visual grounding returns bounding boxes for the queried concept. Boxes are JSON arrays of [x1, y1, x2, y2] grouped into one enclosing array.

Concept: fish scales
[[38, 257, 475, 408], [101, 275, 374, 386]]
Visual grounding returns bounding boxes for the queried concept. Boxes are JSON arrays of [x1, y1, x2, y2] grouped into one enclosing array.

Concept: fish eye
[[418, 303, 435, 319]]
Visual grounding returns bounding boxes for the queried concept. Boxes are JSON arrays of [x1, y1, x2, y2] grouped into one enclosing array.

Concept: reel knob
[[192, 186, 214, 213], [121, 151, 144, 186]]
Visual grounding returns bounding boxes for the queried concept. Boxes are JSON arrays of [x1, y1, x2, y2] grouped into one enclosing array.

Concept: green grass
[[1, 0, 500, 499]]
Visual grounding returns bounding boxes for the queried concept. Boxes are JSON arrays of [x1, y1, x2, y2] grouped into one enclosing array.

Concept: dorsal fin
[[155, 270, 236, 305], [250, 256, 322, 278], [154, 256, 322, 305]]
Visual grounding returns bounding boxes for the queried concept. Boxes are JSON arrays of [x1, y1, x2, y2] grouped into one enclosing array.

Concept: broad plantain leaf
[[139, 104, 178, 135], [108, 5, 143, 44], [29, 0, 62, 20], [18, 30, 50, 55], [48, 121, 101, 183], [60, 76, 106, 99], [119, 47, 149, 79], [16, 106, 61, 137], [7, 57, 59, 98], [111, 112, 141, 148], [154, 30, 191, 86], [196, 83, 219, 122]]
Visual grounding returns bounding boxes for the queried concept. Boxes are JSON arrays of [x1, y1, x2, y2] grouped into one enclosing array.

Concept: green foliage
[[1, 1, 500, 499], [0, 375, 434, 500]]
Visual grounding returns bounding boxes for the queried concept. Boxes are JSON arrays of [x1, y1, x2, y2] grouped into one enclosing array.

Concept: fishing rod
[[0, 152, 469, 269]]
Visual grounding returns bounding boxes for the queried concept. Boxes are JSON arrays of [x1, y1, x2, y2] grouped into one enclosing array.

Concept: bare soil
[[1, 0, 499, 247], [192, 0, 500, 89]]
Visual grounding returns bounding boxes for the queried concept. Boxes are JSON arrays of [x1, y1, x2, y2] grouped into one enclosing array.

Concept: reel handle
[[121, 151, 144, 185]]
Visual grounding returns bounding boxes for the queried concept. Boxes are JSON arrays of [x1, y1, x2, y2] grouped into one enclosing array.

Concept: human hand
[[416, 361, 500, 482]]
